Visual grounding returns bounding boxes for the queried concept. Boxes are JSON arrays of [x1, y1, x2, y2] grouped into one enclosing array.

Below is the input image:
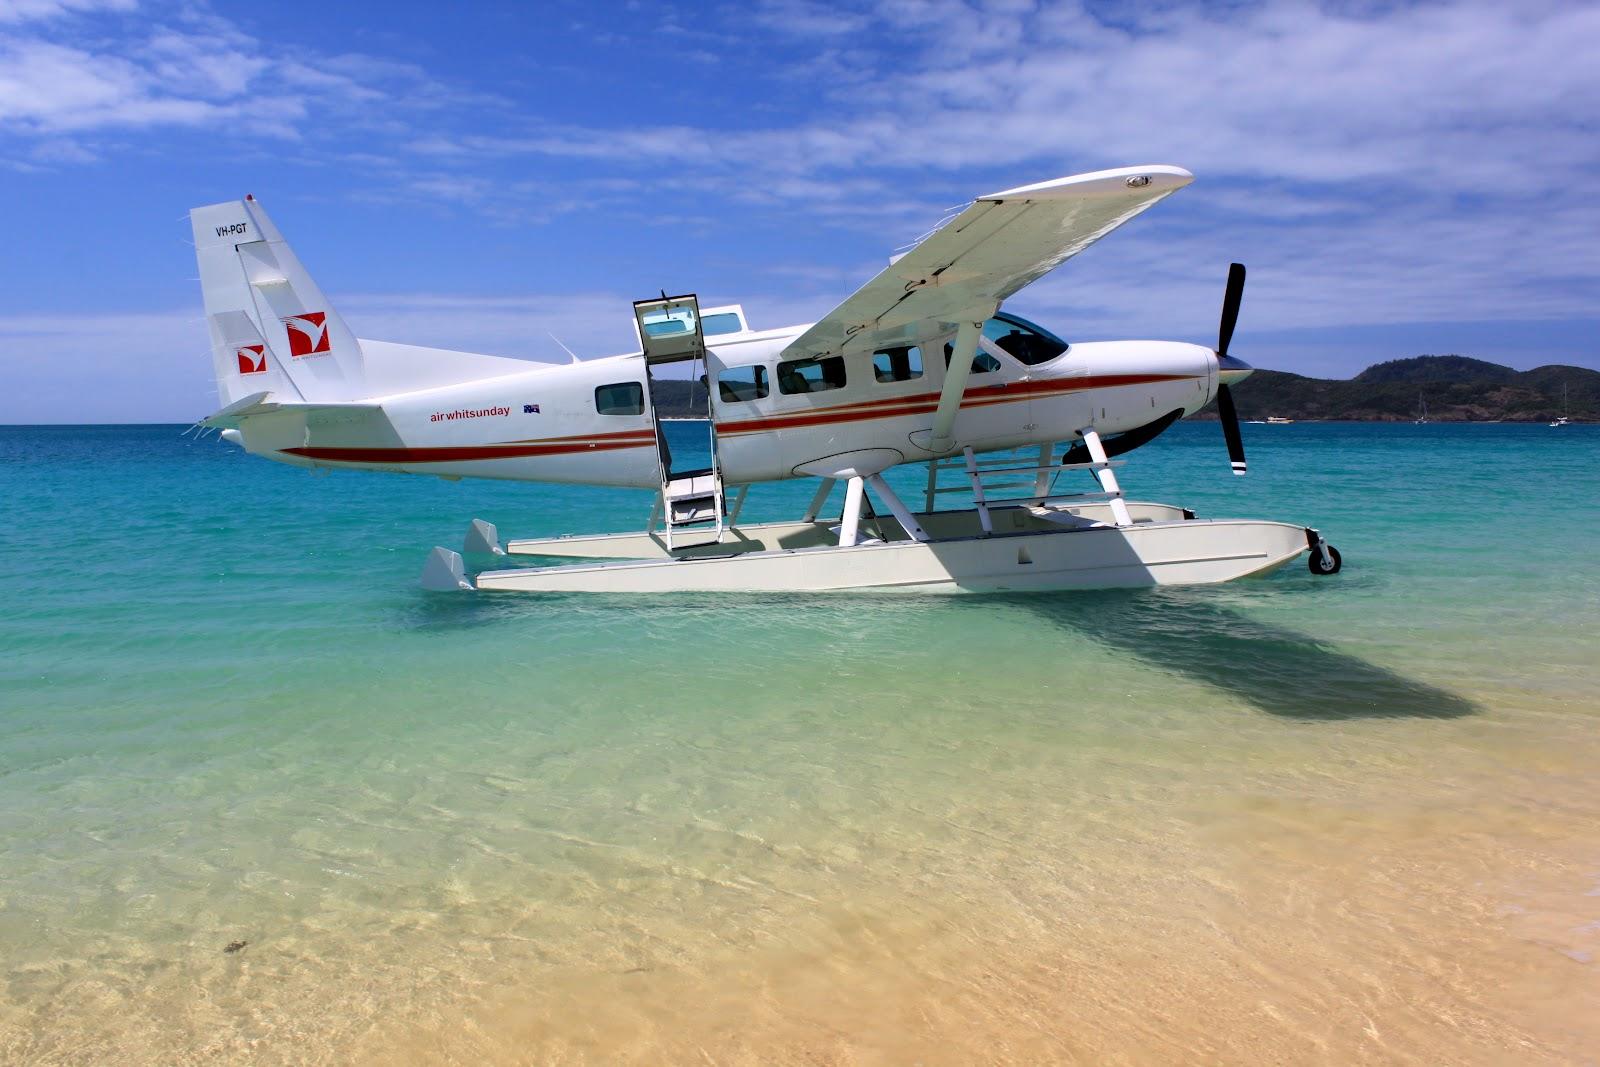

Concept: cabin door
[[632, 293, 725, 546]]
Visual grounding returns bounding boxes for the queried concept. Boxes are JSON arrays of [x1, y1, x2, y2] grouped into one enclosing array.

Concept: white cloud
[[746, 0, 873, 37], [2, 0, 1596, 405], [357, 0, 1595, 341], [0, 0, 133, 24], [462, 1, 1598, 203], [27, 136, 94, 162], [0, 2, 472, 143]]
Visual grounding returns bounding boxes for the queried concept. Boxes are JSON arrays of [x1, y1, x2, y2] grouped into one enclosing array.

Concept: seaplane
[[191, 164, 1343, 594]]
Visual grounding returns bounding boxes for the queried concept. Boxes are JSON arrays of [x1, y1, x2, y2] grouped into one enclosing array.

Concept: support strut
[[1080, 428, 1134, 527]]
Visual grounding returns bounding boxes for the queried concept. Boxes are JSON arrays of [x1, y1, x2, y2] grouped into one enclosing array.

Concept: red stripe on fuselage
[[278, 373, 1195, 463], [714, 373, 1193, 436], [283, 427, 657, 464]]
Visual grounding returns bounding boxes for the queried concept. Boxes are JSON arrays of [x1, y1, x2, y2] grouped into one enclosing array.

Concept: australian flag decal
[[523, 403, 540, 414]]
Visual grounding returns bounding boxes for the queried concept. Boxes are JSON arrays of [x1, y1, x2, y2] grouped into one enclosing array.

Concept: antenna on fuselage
[[547, 332, 581, 364]]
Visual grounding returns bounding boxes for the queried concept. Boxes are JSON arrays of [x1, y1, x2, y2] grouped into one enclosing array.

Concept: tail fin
[[190, 196, 367, 405]]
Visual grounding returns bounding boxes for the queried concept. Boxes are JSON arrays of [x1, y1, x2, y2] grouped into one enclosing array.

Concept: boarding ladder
[[922, 440, 1132, 533], [634, 293, 727, 550]]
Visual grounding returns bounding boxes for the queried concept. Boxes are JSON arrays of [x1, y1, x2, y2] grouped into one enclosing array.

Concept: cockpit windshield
[[984, 312, 1068, 366]]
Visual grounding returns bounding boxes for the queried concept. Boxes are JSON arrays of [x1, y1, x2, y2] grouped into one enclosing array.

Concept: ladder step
[[666, 488, 722, 527], [657, 463, 727, 549]]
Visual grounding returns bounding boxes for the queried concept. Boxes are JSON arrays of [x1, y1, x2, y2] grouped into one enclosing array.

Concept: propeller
[[1214, 262, 1249, 476]]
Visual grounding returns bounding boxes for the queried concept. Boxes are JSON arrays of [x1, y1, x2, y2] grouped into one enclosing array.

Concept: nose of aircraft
[[1217, 351, 1253, 386]]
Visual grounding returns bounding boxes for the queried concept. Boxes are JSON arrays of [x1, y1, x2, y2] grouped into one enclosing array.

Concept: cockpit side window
[[943, 343, 1002, 374], [983, 313, 1069, 366]]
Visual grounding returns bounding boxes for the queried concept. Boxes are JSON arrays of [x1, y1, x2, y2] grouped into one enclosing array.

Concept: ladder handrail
[[924, 442, 1129, 519], [925, 458, 1125, 476]]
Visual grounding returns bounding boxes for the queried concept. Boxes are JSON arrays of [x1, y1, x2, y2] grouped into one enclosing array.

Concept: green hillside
[[649, 379, 711, 417], [1217, 356, 1596, 422]]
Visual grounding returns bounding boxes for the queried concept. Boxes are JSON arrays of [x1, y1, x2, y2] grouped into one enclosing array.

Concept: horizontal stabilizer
[[199, 391, 381, 429]]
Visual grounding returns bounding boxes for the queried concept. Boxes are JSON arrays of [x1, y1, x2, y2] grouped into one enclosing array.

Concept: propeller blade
[[1217, 383, 1247, 476], [1217, 262, 1246, 357]]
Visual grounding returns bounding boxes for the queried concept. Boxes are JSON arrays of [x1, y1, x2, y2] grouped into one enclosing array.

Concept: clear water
[[2, 422, 1598, 1063]]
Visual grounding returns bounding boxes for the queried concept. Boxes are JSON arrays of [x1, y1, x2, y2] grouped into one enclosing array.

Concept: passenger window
[[943, 343, 1002, 374], [872, 346, 923, 383], [595, 382, 645, 415], [777, 356, 847, 395], [717, 365, 769, 403], [701, 312, 744, 337], [983, 314, 1068, 366]]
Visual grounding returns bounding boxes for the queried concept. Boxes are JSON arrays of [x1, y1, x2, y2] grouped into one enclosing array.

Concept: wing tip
[[980, 164, 1194, 201]]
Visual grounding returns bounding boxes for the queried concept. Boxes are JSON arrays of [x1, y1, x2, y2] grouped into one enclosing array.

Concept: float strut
[[1080, 428, 1133, 527], [865, 472, 928, 542], [839, 476, 866, 546], [803, 478, 837, 523]]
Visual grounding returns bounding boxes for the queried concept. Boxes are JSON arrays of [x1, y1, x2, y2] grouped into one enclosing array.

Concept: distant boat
[[1266, 416, 1294, 424], [1246, 419, 1266, 425], [1550, 383, 1571, 427], [1415, 391, 1429, 424]]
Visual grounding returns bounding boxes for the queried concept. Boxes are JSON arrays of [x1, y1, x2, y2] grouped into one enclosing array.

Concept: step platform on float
[[501, 500, 1194, 562]]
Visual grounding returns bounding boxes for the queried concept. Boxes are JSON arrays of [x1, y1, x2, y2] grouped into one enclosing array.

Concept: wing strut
[[926, 310, 993, 453]]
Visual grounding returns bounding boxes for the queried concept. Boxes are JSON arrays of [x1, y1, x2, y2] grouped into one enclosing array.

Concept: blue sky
[[2, 0, 1596, 422]]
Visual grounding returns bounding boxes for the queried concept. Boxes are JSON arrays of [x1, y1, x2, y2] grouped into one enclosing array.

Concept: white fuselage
[[231, 320, 1220, 488]]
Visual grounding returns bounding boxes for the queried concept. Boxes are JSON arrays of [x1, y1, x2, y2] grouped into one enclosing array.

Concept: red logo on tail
[[282, 312, 330, 357], [236, 344, 267, 374]]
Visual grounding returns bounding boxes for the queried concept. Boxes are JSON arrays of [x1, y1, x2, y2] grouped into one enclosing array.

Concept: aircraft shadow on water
[[407, 578, 1476, 723], [985, 589, 1479, 721]]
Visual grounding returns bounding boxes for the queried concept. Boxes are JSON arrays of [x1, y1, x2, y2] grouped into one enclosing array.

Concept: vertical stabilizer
[[191, 197, 367, 404], [207, 308, 302, 403]]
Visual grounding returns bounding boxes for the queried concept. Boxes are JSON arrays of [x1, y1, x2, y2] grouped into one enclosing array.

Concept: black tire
[[1309, 544, 1342, 575]]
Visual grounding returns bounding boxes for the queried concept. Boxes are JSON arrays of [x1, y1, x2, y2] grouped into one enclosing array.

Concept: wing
[[781, 164, 1193, 360]]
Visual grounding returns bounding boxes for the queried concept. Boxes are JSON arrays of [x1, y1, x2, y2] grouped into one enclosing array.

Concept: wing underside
[[782, 165, 1194, 361]]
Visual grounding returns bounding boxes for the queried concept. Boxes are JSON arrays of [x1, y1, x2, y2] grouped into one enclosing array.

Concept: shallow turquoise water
[[2, 421, 1598, 1062]]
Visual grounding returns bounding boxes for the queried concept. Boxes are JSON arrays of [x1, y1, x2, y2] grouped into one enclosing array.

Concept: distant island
[[1212, 355, 1594, 423], [648, 355, 1593, 422], [650, 379, 711, 418]]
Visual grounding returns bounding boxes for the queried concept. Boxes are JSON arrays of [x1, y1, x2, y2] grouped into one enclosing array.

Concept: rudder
[[191, 196, 367, 405]]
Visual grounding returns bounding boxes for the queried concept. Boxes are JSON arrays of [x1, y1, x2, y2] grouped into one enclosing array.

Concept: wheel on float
[[1308, 544, 1342, 575]]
